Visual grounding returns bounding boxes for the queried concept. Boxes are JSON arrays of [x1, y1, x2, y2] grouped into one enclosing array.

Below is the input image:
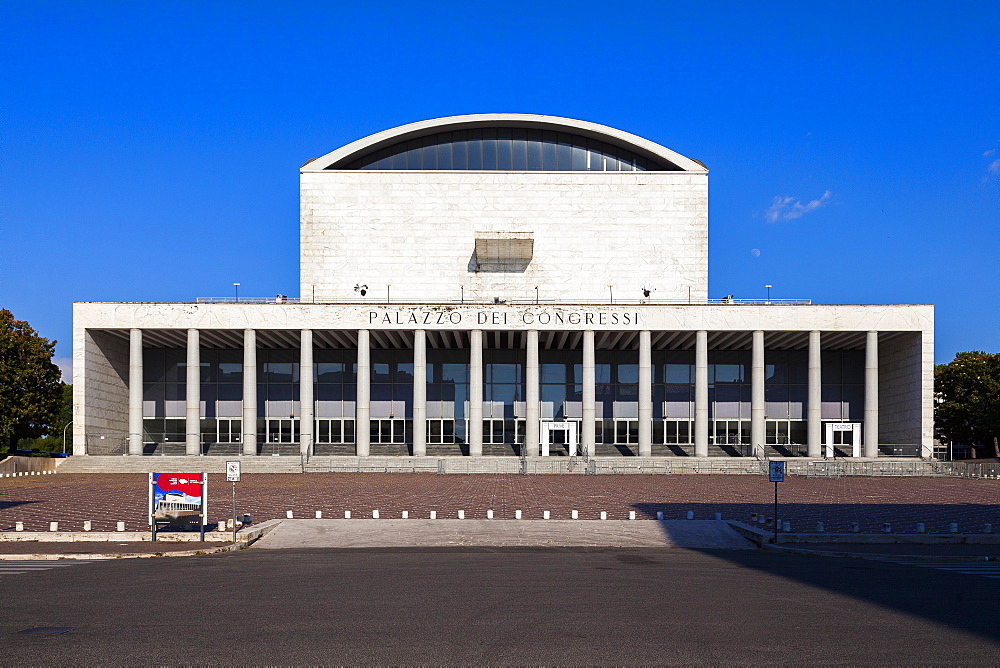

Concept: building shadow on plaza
[[633, 502, 1000, 645]]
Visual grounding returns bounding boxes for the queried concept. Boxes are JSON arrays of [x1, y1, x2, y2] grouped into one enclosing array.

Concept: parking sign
[[768, 461, 785, 482], [226, 461, 241, 482]]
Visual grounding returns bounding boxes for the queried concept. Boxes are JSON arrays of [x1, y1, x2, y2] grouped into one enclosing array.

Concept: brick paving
[[1, 473, 999, 534]]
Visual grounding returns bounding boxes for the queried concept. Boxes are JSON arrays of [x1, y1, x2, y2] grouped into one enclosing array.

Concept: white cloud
[[764, 190, 833, 223], [53, 357, 72, 382], [989, 159, 1000, 175], [984, 149, 996, 158]]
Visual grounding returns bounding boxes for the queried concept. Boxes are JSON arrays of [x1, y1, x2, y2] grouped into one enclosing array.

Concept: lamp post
[[765, 284, 772, 304], [233, 283, 240, 302], [61, 421, 73, 455]]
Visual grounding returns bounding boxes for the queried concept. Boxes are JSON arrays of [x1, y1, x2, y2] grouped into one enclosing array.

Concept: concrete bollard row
[[628, 511, 635, 520], [572, 510, 579, 520], [457, 510, 463, 519], [430, 511, 437, 520], [372, 510, 380, 519], [315, 511, 322, 519], [486, 510, 493, 519], [117, 521, 125, 532], [514, 510, 521, 520], [402, 510, 409, 519]]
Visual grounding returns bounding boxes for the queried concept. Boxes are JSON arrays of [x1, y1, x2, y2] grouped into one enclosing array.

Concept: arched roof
[[301, 114, 706, 172]]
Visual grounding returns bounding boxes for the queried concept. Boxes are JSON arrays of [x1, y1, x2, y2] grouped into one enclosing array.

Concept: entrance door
[[541, 421, 579, 456], [825, 422, 862, 457], [266, 418, 299, 444]]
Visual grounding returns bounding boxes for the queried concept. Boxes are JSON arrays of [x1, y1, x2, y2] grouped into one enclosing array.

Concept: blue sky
[[2, 1, 997, 374]]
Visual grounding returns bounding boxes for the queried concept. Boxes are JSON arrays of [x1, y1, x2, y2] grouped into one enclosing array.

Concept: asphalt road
[[3, 547, 1000, 665]]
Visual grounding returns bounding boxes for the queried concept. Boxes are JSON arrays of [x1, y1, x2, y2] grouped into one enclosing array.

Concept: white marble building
[[73, 114, 934, 460]]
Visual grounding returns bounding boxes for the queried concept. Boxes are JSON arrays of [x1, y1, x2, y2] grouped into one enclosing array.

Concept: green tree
[[0, 309, 64, 455], [935, 351, 1000, 457]]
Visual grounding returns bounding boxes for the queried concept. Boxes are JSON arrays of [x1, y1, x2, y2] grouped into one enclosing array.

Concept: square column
[[751, 330, 765, 458], [356, 329, 370, 457], [865, 330, 879, 458], [412, 329, 427, 457], [300, 329, 314, 457], [807, 331, 822, 457], [128, 329, 143, 456], [185, 328, 200, 456], [242, 329, 257, 455], [468, 330, 483, 457], [638, 330, 652, 457], [581, 330, 596, 458], [524, 329, 540, 457], [694, 330, 709, 457]]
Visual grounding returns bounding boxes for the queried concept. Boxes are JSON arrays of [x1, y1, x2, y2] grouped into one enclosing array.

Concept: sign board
[[768, 461, 786, 482], [149, 473, 206, 526], [830, 423, 855, 431], [226, 461, 241, 482]]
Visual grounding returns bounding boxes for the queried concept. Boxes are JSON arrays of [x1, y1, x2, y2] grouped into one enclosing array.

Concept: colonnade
[[124, 328, 881, 458]]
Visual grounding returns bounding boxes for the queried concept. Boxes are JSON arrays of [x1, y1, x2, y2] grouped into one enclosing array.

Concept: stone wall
[[300, 171, 708, 304], [77, 330, 129, 453], [878, 331, 927, 452]]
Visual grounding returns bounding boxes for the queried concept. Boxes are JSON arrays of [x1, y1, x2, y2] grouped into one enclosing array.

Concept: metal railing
[[195, 297, 813, 306]]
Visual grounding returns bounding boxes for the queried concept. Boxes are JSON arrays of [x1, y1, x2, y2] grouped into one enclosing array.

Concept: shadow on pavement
[[636, 501, 1000, 645]]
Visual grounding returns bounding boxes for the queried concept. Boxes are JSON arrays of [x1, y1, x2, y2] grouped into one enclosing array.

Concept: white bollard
[[782, 521, 791, 532], [985, 524, 993, 534], [950, 523, 959, 533], [430, 511, 437, 520], [227, 518, 235, 529], [850, 522, 859, 533], [758, 515, 766, 525], [686, 511, 694, 520], [882, 523, 892, 533], [486, 510, 493, 520], [286, 510, 293, 519], [543, 511, 550, 520], [457, 510, 464, 519], [49, 522, 58, 532], [344, 510, 351, 519], [916, 523, 925, 533], [316, 511, 322, 519], [656, 511, 664, 520], [714, 512, 722, 521], [15, 521, 24, 532], [572, 510, 579, 520], [117, 521, 126, 532], [218, 521, 227, 532], [628, 511, 636, 520], [83, 520, 92, 532], [600, 511, 607, 520], [373, 510, 379, 519], [401, 510, 409, 519], [816, 522, 824, 533], [514, 510, 521, 520]]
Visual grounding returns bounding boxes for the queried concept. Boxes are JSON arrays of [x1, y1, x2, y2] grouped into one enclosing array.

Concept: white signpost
[[226, 461, 240, 543]]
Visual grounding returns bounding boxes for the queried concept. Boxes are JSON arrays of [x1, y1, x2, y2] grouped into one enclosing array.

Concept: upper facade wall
[[300, 171, 708, 303]]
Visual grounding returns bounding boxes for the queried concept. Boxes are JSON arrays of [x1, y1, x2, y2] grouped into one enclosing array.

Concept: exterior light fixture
[[354, 284, 368, 297], [765, 284, 773, 303], [233, 283, 240, 301]]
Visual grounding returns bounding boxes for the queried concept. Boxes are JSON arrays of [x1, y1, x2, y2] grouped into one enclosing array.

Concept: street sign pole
[[773, 480, 779, 544], [226, 461, 241, 545], [768, 461, 786, 544]]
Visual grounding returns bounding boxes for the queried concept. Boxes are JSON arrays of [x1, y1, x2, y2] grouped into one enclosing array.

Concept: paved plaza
[[2, 473, 999, 534]]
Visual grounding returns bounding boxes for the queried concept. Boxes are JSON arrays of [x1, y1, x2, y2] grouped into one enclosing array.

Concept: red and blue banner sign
[[150, 473, 206, 525]]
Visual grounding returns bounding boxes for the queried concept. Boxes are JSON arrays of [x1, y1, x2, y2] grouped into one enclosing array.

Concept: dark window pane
[[436, 136, 453, 169], [452, 130, 467, 169], [556, 134, 573, 170], [541, 131, 558, 169], [482, 134, 497, 170], [571, 141, 587, 170], [467, 129, 483, 169], [526, 130, 542, 169], [421, 138, 437, 170], [512, 129, 527, 170], [497, 128, 512, 170]]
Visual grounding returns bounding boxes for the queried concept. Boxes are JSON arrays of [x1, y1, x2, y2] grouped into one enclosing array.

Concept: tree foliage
[[0, 309, 64, 453], [935, 351, 1000, 451]]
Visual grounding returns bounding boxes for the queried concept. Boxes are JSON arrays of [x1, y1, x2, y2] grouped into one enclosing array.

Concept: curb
[[760, 543, 999, 562], [0, 520, 282, 560]]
